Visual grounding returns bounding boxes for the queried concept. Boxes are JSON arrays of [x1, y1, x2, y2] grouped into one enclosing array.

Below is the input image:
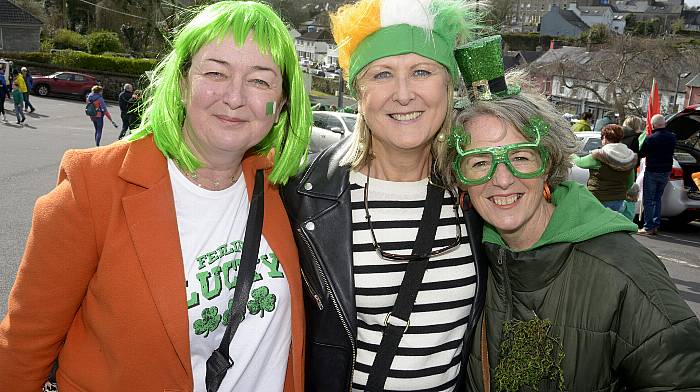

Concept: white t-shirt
[[168, 159, 291, 392]]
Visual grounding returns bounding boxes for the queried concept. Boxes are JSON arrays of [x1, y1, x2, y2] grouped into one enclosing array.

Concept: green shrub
[[86, 31, 123, 55], [53, 29, 86, 51], [4, 51, 157, 76]]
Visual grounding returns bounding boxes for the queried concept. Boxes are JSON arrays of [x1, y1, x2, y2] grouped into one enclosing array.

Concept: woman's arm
[[0, 151, 99, 390], [573, 153, 601, 170]]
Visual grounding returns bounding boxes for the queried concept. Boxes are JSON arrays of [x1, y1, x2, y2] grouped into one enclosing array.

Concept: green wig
[[132, 0, 311, 184]]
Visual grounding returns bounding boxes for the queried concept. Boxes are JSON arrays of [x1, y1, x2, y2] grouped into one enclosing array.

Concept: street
[[1, 95, 699, 318]]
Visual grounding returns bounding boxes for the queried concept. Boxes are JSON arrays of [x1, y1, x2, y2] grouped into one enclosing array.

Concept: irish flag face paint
[[266, 101, 276, 116]]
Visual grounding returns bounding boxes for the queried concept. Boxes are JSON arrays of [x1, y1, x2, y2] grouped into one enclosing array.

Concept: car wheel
[[36, 85, 50, 96]]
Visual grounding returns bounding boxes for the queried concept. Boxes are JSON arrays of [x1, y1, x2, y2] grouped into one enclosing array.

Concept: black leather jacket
[[281, 138, 489, 391]]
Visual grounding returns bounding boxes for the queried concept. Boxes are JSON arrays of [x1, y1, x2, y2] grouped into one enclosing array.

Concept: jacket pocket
[[296, 227, 328, 310]]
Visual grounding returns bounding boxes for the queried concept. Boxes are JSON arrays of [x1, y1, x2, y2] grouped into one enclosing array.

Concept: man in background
[[637, 114, 677, 235], [117, 83, 133, 139]]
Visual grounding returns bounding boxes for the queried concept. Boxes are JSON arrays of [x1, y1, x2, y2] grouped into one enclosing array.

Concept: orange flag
[[645, 78, 660, 136]]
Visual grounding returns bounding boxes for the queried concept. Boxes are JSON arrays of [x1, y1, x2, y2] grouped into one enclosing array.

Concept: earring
[[543, 183, 552, 202], [436, 133, 446, 143]]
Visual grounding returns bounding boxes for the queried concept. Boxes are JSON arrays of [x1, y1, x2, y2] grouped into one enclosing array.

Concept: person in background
[[570, 111, 592, 132], [11, 80, 26, 125], [86, 85, 117, 146], [118, 83, 134, 139], [593, 110, 616, 132], [20, 67, 35, 113], [0, 1, 311, 391], [574, 124, 637, 215], [637, 114, 677, 235], [282, 1, 487, 390], [621, 115, 644, 154], [447, 66, 700, 391], [0, 68, 8, 122]]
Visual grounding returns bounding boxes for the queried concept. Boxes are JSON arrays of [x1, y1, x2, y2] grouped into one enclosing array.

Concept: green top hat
[[454, 35, 520, 99]]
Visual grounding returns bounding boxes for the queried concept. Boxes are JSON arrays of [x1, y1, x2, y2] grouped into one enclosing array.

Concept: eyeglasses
[[452, 142, 549, 185], [363, 168, 462, 262]]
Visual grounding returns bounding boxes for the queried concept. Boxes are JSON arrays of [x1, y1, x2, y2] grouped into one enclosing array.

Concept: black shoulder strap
[[365, 182, 444, 392], [205, 169, 265, 392]]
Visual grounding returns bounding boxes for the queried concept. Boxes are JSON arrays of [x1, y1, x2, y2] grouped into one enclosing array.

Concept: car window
[[73, 74, 86, 82], [582, 137, 602, 154], [342, 116, 356, 132], [313, 113, 329, 129], [326, 116, 343, 130], [55, 73, 73, 81]]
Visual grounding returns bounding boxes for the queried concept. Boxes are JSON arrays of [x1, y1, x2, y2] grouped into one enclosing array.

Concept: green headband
[[348, 23, 458, 95]]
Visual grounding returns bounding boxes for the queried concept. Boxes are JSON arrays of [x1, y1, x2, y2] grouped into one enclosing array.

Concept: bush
[[53, 29, 86, 51], [4, 51, 157, 76], [86, 31, 123, 55]]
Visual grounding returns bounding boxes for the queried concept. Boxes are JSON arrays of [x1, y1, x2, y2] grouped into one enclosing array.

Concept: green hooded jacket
[[467, 181, 700, 391]]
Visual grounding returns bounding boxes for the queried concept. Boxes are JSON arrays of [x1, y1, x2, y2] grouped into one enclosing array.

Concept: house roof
[[299, 29, 334, 43], [687, 74, 700, 88], [559, 9, 590, 31], [613, 0, 681, 14], [578, 6, 613, 15], [520, 50, 545, 63], [0, 0, 43, 25]]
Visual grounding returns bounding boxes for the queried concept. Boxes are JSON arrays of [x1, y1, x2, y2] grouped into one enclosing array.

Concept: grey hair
[[339, 66, 455, 185], [449, 72, 578, 190], [651, 114, 666, 129]]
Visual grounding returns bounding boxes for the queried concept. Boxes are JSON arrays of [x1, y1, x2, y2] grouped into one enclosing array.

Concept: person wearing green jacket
[[446, 70, 700, 390], [569, 111, 592, 132], [574, 124, 637, 220], [11, 81, 26, 125]]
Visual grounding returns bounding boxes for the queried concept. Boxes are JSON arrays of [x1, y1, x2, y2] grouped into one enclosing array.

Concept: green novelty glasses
[[452, 135, 549, 186]]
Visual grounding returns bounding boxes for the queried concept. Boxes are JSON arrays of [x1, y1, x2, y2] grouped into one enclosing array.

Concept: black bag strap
[[365, 182, 444, 392], [205, 169, 265, 392]]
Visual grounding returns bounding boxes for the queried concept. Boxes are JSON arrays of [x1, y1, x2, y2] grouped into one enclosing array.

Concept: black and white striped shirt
[[349, 171, 476, 392]]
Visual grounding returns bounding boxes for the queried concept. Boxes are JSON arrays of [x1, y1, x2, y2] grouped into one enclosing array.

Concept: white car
[[569, 125, 700, 224], [310, 111, 357, 154]]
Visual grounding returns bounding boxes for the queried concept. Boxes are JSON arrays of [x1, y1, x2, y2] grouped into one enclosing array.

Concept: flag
[[645, 78, 660, 136]]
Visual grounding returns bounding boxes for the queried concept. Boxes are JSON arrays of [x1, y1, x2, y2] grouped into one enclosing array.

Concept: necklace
[[182, 168, 239, 190]]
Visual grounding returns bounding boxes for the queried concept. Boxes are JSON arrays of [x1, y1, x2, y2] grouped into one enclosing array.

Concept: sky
[[686, 0, 700, 7]]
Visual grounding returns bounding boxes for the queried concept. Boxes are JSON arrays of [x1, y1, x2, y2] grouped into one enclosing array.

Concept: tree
[[579, 24, 610, 45], [86, 30, 124, 54], [485, 0, 515, 30], [529, 34, 700, 119]]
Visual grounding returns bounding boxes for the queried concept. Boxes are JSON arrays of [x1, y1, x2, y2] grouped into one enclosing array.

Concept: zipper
[[300, 268, 324, 310], [499, 247, 513, 321], [297, 227, 356, 391]]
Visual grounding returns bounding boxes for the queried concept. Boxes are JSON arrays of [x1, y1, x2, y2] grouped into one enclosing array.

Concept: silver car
[[310, 111, 357, 154], [569, 113, 700, 225]]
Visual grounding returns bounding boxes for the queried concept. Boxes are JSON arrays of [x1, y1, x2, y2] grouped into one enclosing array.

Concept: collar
[[295, 137, 354, 200]]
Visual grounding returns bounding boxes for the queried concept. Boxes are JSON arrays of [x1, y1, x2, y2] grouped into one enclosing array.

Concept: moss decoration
[[493, 317, 566, 392]]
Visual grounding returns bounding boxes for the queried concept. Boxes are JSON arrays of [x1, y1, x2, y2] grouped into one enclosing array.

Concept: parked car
[[31, 72, 99, 99], [310, 111, 357, 153], [569, 119, 700, 224], [0, 59, 12, 79]]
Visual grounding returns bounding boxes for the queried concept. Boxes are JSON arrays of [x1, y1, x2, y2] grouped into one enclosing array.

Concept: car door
[[71, 74, 87, 95], [52, 73, 74, 94]]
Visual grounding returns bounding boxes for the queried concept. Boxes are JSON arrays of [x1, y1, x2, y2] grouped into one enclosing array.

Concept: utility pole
[[337, 69, 344, 110]]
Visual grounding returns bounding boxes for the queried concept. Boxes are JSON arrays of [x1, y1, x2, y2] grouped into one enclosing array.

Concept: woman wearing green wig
[[0, 2, 310, 391]]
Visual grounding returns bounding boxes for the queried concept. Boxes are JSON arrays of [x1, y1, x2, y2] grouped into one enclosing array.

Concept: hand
[[111, 120, 118, 128]]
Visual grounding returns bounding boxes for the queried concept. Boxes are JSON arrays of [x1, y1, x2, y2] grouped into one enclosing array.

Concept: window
[[55, 73, 73, 81], [342, 115, 356, 132], [325, 115, 343, 130], [73, 74, 86, 81], [582, 137, 602, 154], [313, 113, 328, 129]]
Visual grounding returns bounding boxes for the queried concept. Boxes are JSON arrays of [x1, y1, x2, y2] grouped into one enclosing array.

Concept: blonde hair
[[91, 85, 103, 93], [340, 65, 455, 185], [622, 115, 644, 132]]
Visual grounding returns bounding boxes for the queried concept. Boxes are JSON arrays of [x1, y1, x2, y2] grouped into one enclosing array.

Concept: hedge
[[3, 51, 157, 76]]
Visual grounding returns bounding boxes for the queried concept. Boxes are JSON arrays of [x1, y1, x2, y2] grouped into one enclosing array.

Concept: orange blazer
[[0, 135, 305, 392]]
